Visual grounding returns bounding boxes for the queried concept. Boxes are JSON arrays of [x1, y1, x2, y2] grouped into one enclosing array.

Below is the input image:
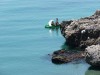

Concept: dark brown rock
[[52, 50, 84, 64]]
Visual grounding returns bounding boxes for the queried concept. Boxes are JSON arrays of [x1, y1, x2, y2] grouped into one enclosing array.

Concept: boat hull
[[45, 25, 60, 28]]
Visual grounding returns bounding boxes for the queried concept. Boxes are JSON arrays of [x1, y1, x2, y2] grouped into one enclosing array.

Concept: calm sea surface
[[0, 0, 100, 75]]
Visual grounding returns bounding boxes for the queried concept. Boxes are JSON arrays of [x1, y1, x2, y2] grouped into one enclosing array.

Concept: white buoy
[[48, 20, 54, 26]]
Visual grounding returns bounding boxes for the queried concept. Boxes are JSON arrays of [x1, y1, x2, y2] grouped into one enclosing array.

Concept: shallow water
[[0, 0, 100, 75]]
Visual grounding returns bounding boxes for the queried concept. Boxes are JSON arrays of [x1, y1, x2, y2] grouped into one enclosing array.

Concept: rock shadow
[[85, 66, 100, 75]]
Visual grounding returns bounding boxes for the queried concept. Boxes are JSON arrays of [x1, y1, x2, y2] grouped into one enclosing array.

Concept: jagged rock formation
[[85, 45, 100, 67], [51, 10, 100, 66], [52, 50, 84, 64], [60, 10, 100, 48]]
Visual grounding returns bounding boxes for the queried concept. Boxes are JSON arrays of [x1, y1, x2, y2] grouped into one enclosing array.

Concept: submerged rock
[[52, 50, 84, 64], [85, 45, 100, 67], [60, 10, 100, 49]]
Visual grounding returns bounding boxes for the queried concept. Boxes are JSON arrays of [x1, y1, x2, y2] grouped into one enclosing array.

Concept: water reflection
[[61, 42, 81, 51], [48, 28, 59, 36], [61, 42, 68, 49], [49, 29, 53, 36], [85, 66, 100, 75], [61, 42, 100, 75]]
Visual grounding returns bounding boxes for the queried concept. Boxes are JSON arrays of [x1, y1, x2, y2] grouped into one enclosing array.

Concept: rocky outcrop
[[60, 10, 100, 48], [51, 10, 100, 66], [52, 50, 84, 64], [85, 44, 100, 67]]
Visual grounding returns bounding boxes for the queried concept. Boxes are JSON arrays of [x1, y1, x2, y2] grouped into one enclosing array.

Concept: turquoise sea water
[[0, 0, 100, 75]]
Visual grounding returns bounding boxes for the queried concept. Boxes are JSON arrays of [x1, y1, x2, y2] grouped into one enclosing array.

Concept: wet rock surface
[[85, 45, 100, 67], [60, 10, 100, 48], [52, 50, 84, 64]]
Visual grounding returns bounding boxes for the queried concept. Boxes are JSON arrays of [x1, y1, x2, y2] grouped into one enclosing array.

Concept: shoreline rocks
[[60, 10, 100, 49], [51, 10, 100, 67]]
